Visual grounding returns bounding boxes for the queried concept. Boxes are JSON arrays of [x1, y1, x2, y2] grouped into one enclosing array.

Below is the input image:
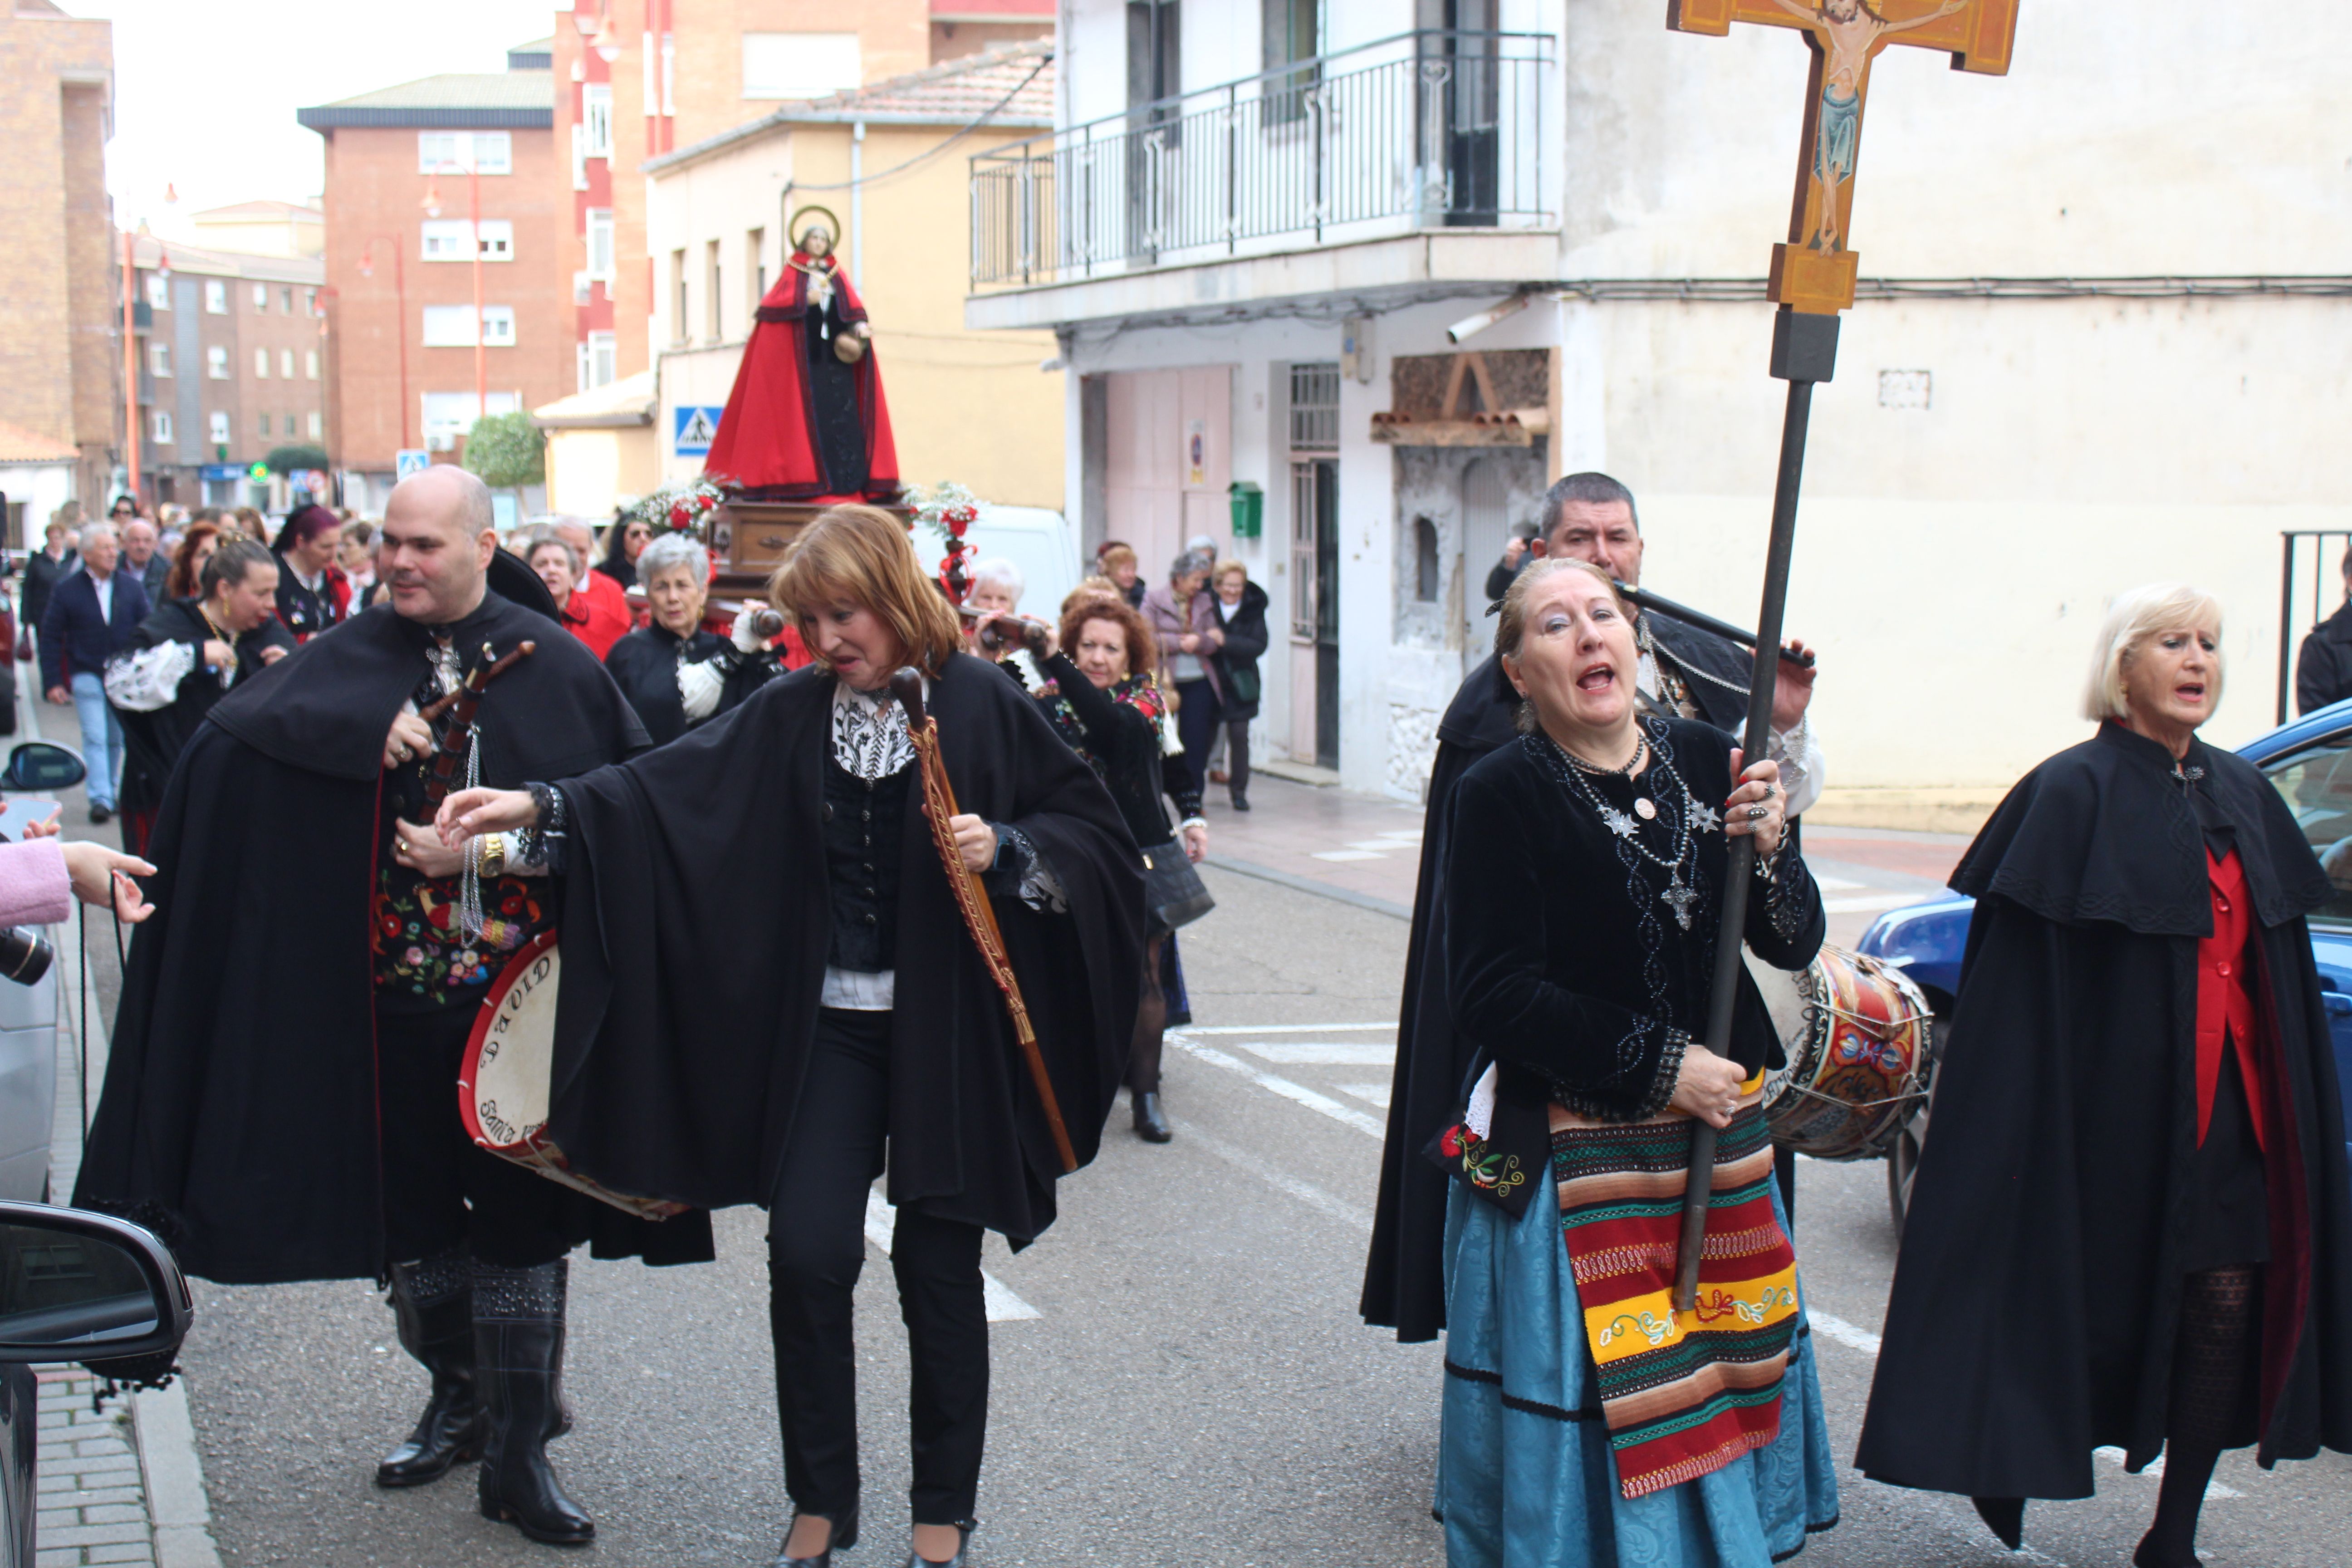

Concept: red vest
[[2196, 848, 2270, 1151]]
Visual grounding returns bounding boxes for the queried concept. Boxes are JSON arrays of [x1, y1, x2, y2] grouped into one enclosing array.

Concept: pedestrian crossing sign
[[673, 405, 722, 456]]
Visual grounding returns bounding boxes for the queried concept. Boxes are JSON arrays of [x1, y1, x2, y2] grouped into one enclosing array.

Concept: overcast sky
[[78, 0, 561, 237]]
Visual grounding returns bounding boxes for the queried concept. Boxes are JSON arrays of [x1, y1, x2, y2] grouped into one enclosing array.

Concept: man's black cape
[[1360, 615, 1753, 1339], [113, 598, 296, 824], [74, 593, 714, 1284], [1856, 724, 2352, 1494], [541, 652, 1145, 1242]]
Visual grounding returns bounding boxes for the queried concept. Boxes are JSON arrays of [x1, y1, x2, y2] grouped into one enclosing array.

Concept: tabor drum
[[1752, 944, 1933, 1162], [459, 932, 690, 1221]]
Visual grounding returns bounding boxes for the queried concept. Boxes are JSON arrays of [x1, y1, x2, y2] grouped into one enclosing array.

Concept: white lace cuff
[[676, 655, 724, 722], [103, 640, 200, 712]]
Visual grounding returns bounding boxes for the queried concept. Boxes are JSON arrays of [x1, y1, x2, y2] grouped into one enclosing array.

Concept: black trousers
[[376, 1005, 581, 1269], [1174, 677, 1220, 801], [767, 1008, 989, 1526], [1222, 715, 1251, 800]]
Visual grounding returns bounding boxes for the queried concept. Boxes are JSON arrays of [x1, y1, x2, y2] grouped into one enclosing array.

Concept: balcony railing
[[971, 29, 1555, 289]]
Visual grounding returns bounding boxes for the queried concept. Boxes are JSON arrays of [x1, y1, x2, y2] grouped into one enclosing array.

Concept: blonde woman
[[1857, 584, 2352, 1567]]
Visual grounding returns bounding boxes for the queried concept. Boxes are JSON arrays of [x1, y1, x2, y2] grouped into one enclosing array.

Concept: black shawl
[[73, 594, 708, 1284], [541, 652, 1145, 1243], [1361, 609, 1763, 1338], [1856, 724, 2352, 1494], [603, 623, 776, 747]]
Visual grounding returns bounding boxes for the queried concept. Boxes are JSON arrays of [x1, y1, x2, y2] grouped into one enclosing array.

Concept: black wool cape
[[1361, 613, 1759, 1341], [74, 594, 714, 1284], [113, 598, 296, 823], [1856, 724, 2352, 1495], [541, 652, 1145, 1242], [604, 623, 747, 747]]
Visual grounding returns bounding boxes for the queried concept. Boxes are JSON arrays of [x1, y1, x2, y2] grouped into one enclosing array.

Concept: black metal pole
[[1672, 308, 1837, 1312]]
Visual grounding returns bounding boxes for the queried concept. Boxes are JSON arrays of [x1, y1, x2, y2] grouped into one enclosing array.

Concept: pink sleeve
[[0, 841, 73, 928]]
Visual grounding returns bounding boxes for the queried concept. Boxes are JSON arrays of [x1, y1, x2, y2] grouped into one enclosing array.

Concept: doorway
[[1459, 456, 1510, 666], [1290, 456, 1339, 769]]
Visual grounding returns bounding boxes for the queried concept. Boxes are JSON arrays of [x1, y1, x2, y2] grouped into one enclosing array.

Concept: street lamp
[[357, 235, 413, 450], [422, 157, 488, 430]]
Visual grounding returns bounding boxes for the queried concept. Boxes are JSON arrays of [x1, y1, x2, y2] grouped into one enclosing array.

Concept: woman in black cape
[[1855, 583, 2352, 1567], [439, 505, 1143, 1568], [601, 531, 778, 745]]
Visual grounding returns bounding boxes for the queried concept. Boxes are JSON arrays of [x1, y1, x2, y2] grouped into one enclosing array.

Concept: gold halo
[[788, 204, 842, 252]]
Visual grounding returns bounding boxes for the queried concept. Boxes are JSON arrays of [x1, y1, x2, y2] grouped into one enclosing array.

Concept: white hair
[[637, 531, 709, 584], [77, 521, 116, 552], [969, 556, 1024, 603], [2081, 582, 2225, 723]]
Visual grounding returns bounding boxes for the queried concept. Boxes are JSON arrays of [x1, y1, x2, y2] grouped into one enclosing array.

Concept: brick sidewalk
[[34, 1371, 148, 1568]]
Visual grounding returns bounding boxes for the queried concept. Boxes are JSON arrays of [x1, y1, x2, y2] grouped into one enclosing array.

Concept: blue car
[[1857, 701, 2352, 1191]]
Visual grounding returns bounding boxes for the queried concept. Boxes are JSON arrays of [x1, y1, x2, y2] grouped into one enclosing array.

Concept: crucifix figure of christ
[[1658, 0, 2019, 1313], [1670, 0, 2020, 314]]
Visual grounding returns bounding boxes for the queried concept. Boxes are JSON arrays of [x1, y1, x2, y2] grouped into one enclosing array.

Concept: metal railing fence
[[971, 29, 1556, 288]]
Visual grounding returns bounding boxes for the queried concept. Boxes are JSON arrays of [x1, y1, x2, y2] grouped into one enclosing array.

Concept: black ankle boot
[[475, 1260, 594, 1546], [376, 1253, 479, 1487], [1132, 1090, 1172, 1143]]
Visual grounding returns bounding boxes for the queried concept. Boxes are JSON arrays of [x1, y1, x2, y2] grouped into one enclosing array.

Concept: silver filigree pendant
[[1600, 806, 1638, 838], [1661, 876, 1697, 931], [1687, 799, 1722, 834]]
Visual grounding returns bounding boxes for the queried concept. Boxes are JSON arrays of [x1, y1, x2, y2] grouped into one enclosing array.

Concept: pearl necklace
[[1543, 730, 1723, 931]]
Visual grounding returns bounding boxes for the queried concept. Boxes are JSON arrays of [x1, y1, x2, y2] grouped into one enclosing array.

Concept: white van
[[953, 505, 1082, 621]]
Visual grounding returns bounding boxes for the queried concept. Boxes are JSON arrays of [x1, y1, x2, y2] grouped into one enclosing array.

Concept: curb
[[132, 1382, 221, 1568]]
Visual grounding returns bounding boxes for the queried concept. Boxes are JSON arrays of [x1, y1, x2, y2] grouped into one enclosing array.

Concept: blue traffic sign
[[672, 406, 722, 457], [395, 449, 430, 480]]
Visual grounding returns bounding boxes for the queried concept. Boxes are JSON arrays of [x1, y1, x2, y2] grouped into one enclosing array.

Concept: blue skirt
[[1437, 1175, 1840, 1567]]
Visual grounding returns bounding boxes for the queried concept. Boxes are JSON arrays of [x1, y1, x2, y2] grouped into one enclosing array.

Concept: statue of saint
[[703, 206, 900, 502]]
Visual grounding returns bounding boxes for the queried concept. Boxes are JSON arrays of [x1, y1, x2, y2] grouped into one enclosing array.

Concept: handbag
[[1140, 838, 1215, 932]]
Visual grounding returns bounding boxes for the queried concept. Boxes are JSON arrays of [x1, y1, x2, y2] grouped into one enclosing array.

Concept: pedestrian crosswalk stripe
[[863, 1190, 1041, 1321], [1166, 1037, 1386, 1139]]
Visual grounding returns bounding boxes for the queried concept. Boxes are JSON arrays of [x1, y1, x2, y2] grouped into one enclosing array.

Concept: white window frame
[[251, 282, 268, 312], [422, 304, 517, 348], [587, 330, 616, 390], [254, 348, 270, 379], [308, 410, 323, 440], [280, 348, 294, 379], [207, 410, 230, 446], [257, 412, 270, 439], [206, 346, 228, 380], [148, 342, 172, 377], [421, 220, 514, 263], [583, 84, 613, 157], [418, 131, 511, 175], [585, 209, 614, 281], [570, 124, 587, 192], [152, 411, 173, 444], [145, 274, 169, 310], [204, 280, 226, 314], [305, 349, 318, 380]]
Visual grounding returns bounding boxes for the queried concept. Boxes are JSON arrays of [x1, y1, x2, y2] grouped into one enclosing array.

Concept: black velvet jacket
[[1440, 717, 1825, 1218]]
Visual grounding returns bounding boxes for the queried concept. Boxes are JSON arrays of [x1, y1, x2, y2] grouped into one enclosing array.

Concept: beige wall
[[650, 118, 1063, 509], [546, 426, 659, 517]]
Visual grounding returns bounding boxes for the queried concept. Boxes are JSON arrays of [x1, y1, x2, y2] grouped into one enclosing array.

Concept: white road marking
[[1822, 892, 1930, 913], [1174, 1120, 1373, 1235], [1311, 849, 1387, 862], [1233, 1041, 1397, 1065], [1167, 1036, 1387, 1138], [1811, 1309, 2242, 1500], [1336, 1083, 1393, 1109], [1187, 1022, 1398, 1035], [1813, 873, 1866, 891], [863, 1190, 1042, 1322]]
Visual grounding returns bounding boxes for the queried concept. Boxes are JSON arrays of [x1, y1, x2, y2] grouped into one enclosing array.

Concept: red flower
[[500, 896, 523, 915], [377, 914, 401, 938], [670, 504, 691, 526], [1439, 1124, 1467, 1158]]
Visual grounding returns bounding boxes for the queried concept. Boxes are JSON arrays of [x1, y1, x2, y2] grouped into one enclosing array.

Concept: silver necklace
[[1542, 730, 1720, 930]]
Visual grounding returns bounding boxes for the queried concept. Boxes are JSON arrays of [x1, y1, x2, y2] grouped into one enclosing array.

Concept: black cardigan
[[1442, 718, 1824, 1215], [1037, 652, 1200, 848], [1208, 582, 1270, 723]]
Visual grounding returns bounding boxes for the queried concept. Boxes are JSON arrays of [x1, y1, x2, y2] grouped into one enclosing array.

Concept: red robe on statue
[[702, 250, 900, 504]]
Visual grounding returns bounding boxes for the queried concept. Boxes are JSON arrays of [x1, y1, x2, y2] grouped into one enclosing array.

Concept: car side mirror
[[1, 742, 85, 793], [0, 1204, 191, 1365]]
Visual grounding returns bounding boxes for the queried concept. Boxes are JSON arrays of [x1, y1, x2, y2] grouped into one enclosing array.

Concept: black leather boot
[[376, 1253, 479, 1487], [475, 1260, 595, 1546]]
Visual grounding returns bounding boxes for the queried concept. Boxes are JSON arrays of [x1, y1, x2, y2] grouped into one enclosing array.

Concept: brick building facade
[[300, 46, 571, 509], [0, 1, 118, 520]]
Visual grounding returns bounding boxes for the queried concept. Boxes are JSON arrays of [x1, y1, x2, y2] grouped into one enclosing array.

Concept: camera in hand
[[0, 927, 53, 986]]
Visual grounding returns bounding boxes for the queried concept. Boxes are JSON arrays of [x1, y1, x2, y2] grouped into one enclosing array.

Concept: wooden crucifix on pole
[[1662, 0, 2019, 1312]]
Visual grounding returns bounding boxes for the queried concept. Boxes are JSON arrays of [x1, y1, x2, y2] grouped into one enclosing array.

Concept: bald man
[[77, 465, 710, 1548]]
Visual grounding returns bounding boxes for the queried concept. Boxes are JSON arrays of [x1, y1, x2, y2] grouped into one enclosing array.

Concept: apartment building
[[549, 0, 1051, 400], [189, 200, 325, 261], [0, 1, 116, 524], [967, 0, 2352, 817], [122, 234, 327, 510], [300, 44, 571, 510]]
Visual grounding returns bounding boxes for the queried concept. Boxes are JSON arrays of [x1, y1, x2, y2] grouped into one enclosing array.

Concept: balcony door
[[1421, 0, 1501, 225], [1126, 0, 1181, 262]]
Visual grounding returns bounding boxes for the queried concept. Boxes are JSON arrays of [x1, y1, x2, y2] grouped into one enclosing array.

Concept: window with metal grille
[[1289, 362, 1339, 451]]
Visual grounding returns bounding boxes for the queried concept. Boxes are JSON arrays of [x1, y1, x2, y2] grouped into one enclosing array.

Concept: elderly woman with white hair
[[1857, 583, 2352, 1568], [601, 532, 780, 745]]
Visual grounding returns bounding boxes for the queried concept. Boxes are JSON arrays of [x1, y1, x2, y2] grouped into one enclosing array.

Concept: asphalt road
[[72, 843, 2352, 1566]]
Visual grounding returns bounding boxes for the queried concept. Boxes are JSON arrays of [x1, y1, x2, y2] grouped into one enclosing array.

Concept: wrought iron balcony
[[970, 29, 1556, 289]]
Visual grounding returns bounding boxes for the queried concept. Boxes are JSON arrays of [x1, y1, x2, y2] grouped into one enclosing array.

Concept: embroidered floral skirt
[[1436, 1176, 1839, 1566]]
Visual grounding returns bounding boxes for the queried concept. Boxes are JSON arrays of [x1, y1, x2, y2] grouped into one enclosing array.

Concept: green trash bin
[[1228, 480, 1264, 541]]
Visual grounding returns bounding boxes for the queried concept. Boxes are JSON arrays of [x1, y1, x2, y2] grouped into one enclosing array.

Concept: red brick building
[[300, 43, 571, 510]]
